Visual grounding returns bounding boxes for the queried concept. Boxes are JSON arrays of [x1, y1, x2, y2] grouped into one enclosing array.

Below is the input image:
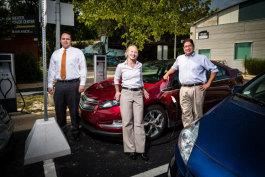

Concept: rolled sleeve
[[204, 58, 219, 73], [114, 64, 122, 85]]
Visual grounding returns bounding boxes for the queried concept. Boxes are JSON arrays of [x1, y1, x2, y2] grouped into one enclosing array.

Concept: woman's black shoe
[[129, 152, 137, 160], [140, 153, 149, 161]]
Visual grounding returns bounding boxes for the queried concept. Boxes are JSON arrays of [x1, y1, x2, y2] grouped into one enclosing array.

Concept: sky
[[210, 0, 246, 10]]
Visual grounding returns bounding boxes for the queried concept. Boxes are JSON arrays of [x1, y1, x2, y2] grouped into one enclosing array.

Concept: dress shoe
[[129, 152, 137, 160], [139, 153, 149, 161], [73, 133, 81, 142]]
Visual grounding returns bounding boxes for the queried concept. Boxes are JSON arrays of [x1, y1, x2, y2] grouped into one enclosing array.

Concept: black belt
[[181, 83, 203, 87], [57, 79, 79, 83], [122, 87, 142, 91]]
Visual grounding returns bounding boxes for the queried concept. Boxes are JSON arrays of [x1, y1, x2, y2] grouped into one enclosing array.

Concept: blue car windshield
[[236, 73, 265, 106], [142, 60, 173, 84]]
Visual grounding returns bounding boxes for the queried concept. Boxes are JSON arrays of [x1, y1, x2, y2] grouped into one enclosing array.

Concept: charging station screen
[[94, 55, 106, 83], [0, 54, 11, 61]]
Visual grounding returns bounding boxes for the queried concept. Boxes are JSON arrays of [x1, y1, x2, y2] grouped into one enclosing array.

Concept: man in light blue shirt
[[163, 39, 218, 127]]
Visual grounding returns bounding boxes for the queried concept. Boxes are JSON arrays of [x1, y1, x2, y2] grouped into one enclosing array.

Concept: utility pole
[[174, 34, 176, 59], [42, 0, 48, 121], [55, 0, 60, 49], [174, 24, 176, 59]]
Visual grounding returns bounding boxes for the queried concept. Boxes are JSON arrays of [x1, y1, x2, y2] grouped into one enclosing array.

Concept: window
[[235, 42, 252, 60], [207, 66, 229, 81], [199, 49, 210, 59], [169, 72, 180, 89], [142, 61, 173, 84], [215, 66, 229, 81], [239, 0, 265, 22], [240, 73, 265, 104]]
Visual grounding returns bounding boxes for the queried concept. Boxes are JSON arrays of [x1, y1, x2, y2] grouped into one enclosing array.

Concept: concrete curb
[[11, 111, 56, 132]]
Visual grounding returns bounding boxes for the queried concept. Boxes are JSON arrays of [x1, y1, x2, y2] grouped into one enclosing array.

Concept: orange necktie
[[61, 49, 66, 79]]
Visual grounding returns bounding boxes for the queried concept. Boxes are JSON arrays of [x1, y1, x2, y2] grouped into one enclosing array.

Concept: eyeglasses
[[183, 45, 193, 48]]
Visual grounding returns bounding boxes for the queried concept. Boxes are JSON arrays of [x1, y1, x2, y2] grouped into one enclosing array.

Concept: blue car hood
[[195, 96, 265, 176]]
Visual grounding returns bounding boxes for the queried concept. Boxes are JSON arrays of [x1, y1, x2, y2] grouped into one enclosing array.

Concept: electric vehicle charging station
[[94, 55, 107, 83], [0, 53, 17, 112]]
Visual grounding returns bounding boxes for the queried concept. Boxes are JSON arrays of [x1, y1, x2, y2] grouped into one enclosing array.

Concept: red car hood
[[84, 79, 116, 100], [84, 78, 157, 101]]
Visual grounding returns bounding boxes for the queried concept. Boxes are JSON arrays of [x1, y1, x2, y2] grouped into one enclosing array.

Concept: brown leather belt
[[181, 83, 203, 87], [122, 87, 142, 91]]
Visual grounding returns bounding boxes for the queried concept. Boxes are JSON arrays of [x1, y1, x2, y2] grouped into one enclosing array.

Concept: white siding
[[197, 15, 218, 28], [218, 5, 239, 25], [193, 19, 265, 72]]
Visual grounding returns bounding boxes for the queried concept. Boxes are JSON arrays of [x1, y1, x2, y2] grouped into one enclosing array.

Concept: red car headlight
[[98, 100, 120, 109], [79, 94, 99, 111]]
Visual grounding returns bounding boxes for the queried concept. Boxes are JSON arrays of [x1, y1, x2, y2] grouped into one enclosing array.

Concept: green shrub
[[244, 58, 265, 75], [15, 51, 42, 83], [72, 40, 94, 49]]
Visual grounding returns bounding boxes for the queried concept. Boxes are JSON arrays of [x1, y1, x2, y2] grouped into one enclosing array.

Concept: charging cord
[[8, 63, 26, 112], [0, 62, 26, 112], [149, 95, 182, 147], [0, 78, 12, 98], [149, 123, 179, 147], [0, 78, 13, 111]]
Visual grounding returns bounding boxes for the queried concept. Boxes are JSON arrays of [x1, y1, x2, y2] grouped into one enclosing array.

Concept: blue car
[[107, 57, 120, 66], [168, 72, 265, 177]]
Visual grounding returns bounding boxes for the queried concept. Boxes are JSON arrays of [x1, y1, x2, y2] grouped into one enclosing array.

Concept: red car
[[79, 59, 243, 140]]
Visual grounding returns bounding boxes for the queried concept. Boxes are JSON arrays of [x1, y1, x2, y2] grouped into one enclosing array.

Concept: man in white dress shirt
[[48, 32, 87, 141]]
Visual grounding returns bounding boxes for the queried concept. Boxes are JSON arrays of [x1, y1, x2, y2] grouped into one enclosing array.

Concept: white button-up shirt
[[172, 52, 218, 85], [114, 60, 143, 88], [48, 46, 87, 88]]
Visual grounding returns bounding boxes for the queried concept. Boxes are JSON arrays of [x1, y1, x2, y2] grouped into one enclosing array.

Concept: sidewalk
[[242, 74, 256, 82], [17, 68, 116, 93]]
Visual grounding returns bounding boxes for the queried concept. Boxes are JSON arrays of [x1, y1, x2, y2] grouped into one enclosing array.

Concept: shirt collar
[[61, 46, 71, 51], [185, 52, 195, 57], [124, 59, 139, 65]]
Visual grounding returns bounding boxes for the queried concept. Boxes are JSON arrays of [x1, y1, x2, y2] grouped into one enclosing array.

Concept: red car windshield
[[142, 60, 173, 84]]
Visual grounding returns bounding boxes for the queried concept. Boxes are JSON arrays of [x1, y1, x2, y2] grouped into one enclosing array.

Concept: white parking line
[[131, 163, 168, 177], [43, 159, 57, 177]]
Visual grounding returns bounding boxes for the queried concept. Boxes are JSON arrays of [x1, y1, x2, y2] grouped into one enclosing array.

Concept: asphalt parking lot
[[3, 68, 254, 177], [1, 125, 181, 177]]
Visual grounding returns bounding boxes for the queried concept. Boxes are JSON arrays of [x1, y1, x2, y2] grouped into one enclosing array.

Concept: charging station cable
[[8, 63, 26, 112], [149, 95, 181, 147], [0, 78, 12, 98], [0, 78, 13, 111]]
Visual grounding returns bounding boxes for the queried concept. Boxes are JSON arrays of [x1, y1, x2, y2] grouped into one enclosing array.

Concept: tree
[[73, 0, 214, 50], [0, 0, 14, 40]]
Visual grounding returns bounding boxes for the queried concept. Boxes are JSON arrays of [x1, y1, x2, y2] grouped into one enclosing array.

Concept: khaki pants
[[180, 86, 205, 128], [120, 89, 146, 153]]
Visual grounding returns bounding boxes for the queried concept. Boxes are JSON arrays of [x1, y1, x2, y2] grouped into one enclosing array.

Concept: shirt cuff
[[80, 80, 86, 86], [211, 68, 219, 73], [48, 83, 53, 88]]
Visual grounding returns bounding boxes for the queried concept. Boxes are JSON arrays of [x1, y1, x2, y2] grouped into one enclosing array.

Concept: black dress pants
[[54, 80, 80, 135]]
